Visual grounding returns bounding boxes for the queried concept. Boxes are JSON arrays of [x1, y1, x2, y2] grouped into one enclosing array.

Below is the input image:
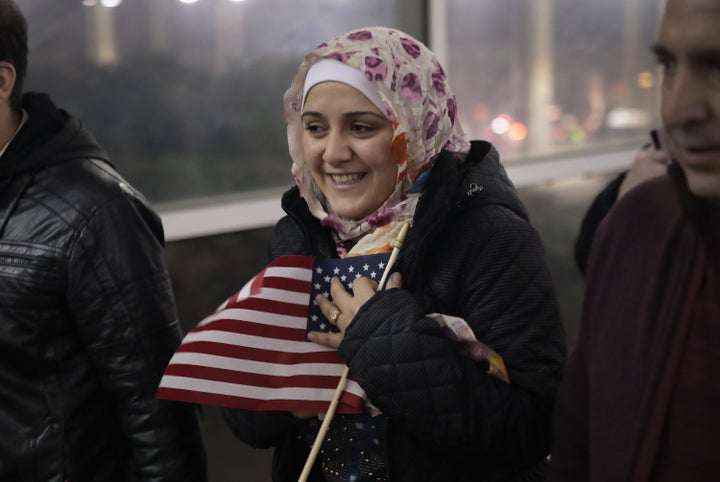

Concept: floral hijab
[[284, 27, 470, 256]]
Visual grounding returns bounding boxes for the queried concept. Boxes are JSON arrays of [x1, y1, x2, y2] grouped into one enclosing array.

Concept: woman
[[224, 27, 566, 481]]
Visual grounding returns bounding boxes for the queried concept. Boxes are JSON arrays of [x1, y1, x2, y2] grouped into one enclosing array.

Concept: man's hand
[[618, 144, 669, 198]]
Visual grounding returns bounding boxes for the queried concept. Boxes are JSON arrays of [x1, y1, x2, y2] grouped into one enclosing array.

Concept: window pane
[[444, 0, 663, 161], [22, 0, 397, 203]]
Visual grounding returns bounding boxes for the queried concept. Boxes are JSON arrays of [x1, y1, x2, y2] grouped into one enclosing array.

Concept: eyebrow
[[651, 43, 720, 63], [300, 111, 387, 121]]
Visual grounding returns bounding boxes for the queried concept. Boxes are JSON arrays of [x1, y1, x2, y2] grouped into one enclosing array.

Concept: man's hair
[[0, 0, 28, 114]]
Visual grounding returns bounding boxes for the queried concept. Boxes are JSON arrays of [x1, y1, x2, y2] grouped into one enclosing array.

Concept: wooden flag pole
[[298, 222, 410, 482]]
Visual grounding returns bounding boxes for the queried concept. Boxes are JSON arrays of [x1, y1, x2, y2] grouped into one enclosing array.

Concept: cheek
[[378, 158, 399, 196], [302, 137, 322, 169], [371, 137, 399, 194]]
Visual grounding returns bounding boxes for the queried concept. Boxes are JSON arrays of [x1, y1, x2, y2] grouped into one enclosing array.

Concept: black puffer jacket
[[225, 141, 566, 481], [0, 93, 207, 481]]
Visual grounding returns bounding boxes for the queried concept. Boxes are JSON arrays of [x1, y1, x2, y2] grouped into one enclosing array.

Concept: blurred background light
[[508, 121, 528, 141], [490, 114, 512, 135], [636, 71, 655, 89]]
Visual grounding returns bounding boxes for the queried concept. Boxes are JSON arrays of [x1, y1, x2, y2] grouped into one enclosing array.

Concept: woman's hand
[[308, 272, 402, 349]]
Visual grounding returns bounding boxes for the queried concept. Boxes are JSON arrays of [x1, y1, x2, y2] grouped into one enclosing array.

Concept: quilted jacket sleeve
[[66, 191, 207, 481], [338, 202, 566, 468]]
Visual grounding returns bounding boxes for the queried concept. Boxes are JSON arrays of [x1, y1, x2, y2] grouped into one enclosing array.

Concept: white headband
[[302, 58, 386, 114]]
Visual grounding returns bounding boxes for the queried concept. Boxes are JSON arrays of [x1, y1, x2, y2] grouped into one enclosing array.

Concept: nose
[[662, 65, 711, 128], [322, 130, 352, 164]]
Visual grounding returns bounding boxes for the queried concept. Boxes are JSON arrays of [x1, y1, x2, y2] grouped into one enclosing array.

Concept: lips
[[667, 129, 720, 166], [668, 130, 720, 152], [684, 145, 720, 153], [672, 145, 720, 170], [676, 143, 720, 157]]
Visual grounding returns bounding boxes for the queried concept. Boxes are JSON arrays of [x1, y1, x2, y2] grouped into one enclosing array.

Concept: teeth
[[330, 173, 364, 184]]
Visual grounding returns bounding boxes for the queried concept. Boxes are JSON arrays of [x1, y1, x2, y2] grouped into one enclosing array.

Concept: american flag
[[157, 252, 393, 414]]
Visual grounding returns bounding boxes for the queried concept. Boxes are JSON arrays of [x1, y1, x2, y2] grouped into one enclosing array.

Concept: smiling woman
[[221, 26, 566, 482]]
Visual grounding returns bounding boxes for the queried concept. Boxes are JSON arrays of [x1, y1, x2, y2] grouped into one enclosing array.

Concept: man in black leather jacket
[[0, 1, 207, 480]]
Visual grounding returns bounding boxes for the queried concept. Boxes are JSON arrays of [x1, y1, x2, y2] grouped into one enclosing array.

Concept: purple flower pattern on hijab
[[400, 37, 422, 59], [425, 112, 439, 140], [400, 73, 422, 101], [432, 70, 447, 97], [364, 57, 387, 82], [347, 30, 373, 41], [283, 27, 470, 253]]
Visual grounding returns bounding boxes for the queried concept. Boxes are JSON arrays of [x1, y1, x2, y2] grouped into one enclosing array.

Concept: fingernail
[[390, 272, 402, 285]]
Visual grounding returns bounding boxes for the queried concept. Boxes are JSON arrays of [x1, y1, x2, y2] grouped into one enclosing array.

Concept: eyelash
[[302, 123, 376, 135], [351, 124, 374, 134], [303, 123, 323, 133]]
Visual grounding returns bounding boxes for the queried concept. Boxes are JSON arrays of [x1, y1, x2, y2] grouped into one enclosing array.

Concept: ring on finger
[[330, 308, 342, 322]]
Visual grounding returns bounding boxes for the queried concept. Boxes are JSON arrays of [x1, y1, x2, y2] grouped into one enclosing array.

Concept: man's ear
[[0, 62, 17, 103]]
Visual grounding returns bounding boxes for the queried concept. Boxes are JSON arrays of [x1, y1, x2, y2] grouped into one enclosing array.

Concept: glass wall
[[442, 0, 664, 162], [21, 0, 402, 203], [17, 2, 667, 479], [22, 0, 663, 206]]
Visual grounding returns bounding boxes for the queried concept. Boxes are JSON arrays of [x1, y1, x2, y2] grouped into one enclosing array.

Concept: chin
[[331, 203, 375, 220], [685, 173, 720, 207]]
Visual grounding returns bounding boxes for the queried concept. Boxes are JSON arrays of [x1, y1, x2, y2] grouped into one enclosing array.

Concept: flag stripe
[[161, 374, 367, 400], [163, 364, 345, 389], [173, 343, 344, 368], [160, 375, 341, 401], [262, 266, 313, 283], [187, 321, 306, 342], [244, 288, 311, 307], [177, 330, 333, 354], [261, 277, 312, 295], [197, 300, 307, 328], [196, 307, 308, 331]]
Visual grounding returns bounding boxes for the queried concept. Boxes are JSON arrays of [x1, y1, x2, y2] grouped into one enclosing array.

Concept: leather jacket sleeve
[[66, 191, 207, 481]]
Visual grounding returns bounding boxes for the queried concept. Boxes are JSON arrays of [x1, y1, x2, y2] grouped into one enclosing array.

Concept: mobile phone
[[650, 129, 662, 150]]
